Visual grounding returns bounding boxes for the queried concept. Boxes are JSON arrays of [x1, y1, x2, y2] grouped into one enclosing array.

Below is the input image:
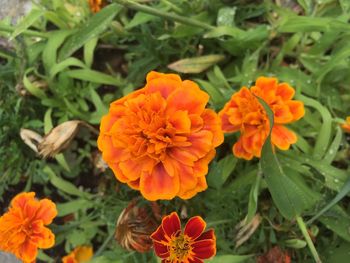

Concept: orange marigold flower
[[151, 212, 216, 263], [0, 192, 57, 263], [62, 246, 93, 263], [88, 0, 106, 13], [98, 71, 224, 200], [219, 77, 305, 160], [341, 116, 350, 133]]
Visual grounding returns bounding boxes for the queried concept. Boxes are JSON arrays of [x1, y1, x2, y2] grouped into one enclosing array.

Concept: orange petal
[[193, 150, 216, 178], [168, 110, 191, 133], [233, 138, 254, 160], [184, 216, 206, 240], [11, 192, 35, 210], [140, 164, 180, 200], [178, 176, 208, 200], [166, 87, 209, 115], [186, 130, 213, 159], [19, 240, 38, 263], [201, 109, 224, 147], [272, 104, 294, 124], [276, 83, 295, 101], [119, 159, 145, 181], [271, 125, 297, 150], [35, 199, 57, 225], [286, 100, 305, 121], [146, 72, 182, 99]]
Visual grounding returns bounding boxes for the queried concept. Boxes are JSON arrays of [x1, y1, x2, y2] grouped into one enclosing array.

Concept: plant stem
[[113, 0, 214, 30], [94, 230, 115, 257], [296, 216, 322, 263], [0, 24, 47, 38]]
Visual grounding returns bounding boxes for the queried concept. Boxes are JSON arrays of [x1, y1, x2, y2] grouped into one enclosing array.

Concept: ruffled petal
[[153, 241, 170, 258], [140, 164, 180, 201], [286, 100, 305, 121], [233, 138, 254, 160], [276, 83, 295, 101], [35, 199, 57, 225], [271, 125, 297, 150]]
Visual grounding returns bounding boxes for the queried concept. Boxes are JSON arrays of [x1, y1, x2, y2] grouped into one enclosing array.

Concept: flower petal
[[35, 199, 57, 225], [196, 229, 215, 242], [276, 83, 295, 101], [161, 212, 181, 237], [192, 239, 216, 259], [184, 216, 206, 240], [153, 241, 170, 258], [233, 138, 254, 160], [168, 110, 191, 133], [201, 109, 224, 147], [140, 164, 180, 201], [286, 100, 305, 121], [271, 125, 297, 150]]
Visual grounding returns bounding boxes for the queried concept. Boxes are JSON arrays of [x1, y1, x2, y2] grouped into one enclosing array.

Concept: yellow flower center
[[168, 233, 192, 261]]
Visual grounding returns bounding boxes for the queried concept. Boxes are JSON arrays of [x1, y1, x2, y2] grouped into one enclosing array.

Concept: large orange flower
[[0, 192, 57, 263], [219, 77, 304, 160], [151, 212, 216, 263], [98, 71, 223, 200], [62, 246, 93, 263], [341, 116, 350, 133]]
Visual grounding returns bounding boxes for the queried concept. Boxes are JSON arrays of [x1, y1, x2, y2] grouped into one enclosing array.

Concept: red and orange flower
[[219, 77, 305, 160], [0, 192, 57, 263], [341, 116, 350, 133], [151, 212, 216, 263], [98, 71, 223, 200], [62, 246, 93, 263]]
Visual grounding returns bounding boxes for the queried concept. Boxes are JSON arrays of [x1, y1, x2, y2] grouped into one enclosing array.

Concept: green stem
[[0, 24, 47, 38], [296, 216, 322, 263], [113, 0, 214, 30], [94, 230, 115, 257]]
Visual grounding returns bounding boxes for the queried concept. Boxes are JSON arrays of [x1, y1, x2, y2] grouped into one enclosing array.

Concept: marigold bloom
[[0, 192, 57, 263], [62, 246, 93, 263], [98, 71, 223, 200], [219, 77, 305, 160], [341, 116, 350, 133], [88, 0, 105, 13], [151, 212, 216, 263]]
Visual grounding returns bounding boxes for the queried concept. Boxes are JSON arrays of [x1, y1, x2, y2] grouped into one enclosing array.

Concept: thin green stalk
[[296, 216, 322, 263], [113, 0, 214, 30], [94, 230, 115, 257], [0, 24, 47, 38]]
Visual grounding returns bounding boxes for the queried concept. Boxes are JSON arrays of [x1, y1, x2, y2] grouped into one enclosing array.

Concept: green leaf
[[58, 4, 121, 61], [11, 9, 44, 39], [168, 55, 225, 74], [207, 155, 237, 189], [308, 178, 350, 224], [323, 126, 342, 164], [217, 7, 236, 27], [278, 16, 350, 33], [285, 238, 307, 249], [44, 166, 92, 199], [84, 37, 98, 68], [258, 97, 309, 220], [319, 206, 350, 241], [65, 69, 122, 86], [246, 169, 261, 223], [57, 199, 93, 217], [208, 254, 253, 263], [297, 95, 332, 160], [23, 69, 47, 99], [43, 30, 73, 73], [125, 11, 157, 29], [49, 58, 86, 79]]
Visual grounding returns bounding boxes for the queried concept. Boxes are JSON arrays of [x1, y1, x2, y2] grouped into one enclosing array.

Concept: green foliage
[[1, 0, 350, 262]]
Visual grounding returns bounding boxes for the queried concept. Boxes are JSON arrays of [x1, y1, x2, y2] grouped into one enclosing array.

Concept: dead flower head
[[38, 120, 81, 158], [115, 198, 161, 253]]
